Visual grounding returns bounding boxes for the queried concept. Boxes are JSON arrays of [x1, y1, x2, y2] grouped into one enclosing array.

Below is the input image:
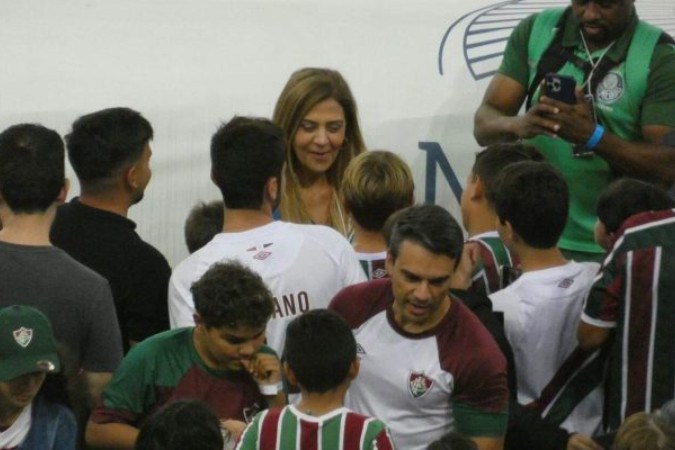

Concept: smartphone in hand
[[543, 73, 577, 104]]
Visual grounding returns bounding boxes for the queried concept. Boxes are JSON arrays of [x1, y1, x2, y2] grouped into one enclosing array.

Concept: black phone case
[[544, 73, 576, 104]]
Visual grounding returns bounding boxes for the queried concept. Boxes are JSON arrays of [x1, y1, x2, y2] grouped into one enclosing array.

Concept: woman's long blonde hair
[[273, 67, 366, 235]]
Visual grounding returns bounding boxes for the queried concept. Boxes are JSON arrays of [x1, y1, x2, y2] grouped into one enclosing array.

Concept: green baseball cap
[[0, 305, 60, 381]]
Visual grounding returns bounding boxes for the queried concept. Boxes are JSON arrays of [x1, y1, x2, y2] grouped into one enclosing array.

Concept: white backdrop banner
[[1, 0, 673, 265]]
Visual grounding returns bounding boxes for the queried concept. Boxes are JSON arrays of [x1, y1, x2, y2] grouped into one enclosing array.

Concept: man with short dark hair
[[0, 123, 122, 413], [169, 116, 365, 356], [330, 204, 508, 450], [460, 143, 544, 295], [86, 261, 285, 450], [489, 161, 602, 442], [51, 107, 171, 353]]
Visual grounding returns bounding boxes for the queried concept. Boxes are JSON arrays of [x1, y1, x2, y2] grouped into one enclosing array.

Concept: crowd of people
[[1, 1, 675, 449]]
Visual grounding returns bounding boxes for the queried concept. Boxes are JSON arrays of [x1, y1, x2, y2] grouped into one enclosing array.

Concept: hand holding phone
[[543, 73, 577, 105]]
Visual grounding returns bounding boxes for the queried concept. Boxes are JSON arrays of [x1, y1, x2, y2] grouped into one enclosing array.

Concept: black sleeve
[[452, 289, 517, 396]]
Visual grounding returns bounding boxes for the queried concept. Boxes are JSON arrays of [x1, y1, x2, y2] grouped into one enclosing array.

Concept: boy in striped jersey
[[342, 151, 414, 280], [460, 143, 544, 296], [579, 179, 675, 431], [236, 310, 394, 450]]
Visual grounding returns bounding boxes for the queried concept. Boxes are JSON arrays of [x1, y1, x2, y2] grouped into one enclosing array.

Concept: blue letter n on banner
[[419, 141, 463, 204]]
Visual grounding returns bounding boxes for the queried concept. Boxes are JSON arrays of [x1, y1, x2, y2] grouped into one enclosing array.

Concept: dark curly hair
[[191, 261, 274, 329]]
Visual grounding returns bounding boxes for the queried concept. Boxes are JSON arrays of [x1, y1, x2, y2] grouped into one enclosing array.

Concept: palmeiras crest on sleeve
[[13, 327, 33, 348], [408, 371, 434, 399]]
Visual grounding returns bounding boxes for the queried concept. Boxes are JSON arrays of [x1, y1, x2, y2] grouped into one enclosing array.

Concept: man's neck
[[222, 208, 274, 233], [0, 210, 55, 246], [466, 208, 498, 237], [296, 385, 347, 417], [513, 245, 568, 272], [78, 192, 130, 217], [352, 224, 387, 253], [0, 404, 25, 430]]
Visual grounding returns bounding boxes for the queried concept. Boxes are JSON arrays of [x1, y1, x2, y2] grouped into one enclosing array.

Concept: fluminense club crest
[[13, 327, 33, 348], [408, 371, 434, 399]]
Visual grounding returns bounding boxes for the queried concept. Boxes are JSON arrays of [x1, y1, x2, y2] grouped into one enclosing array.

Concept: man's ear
[[469, 175, 486, 201], [193, 313, 204, 328], [501, 220, 518, 246], [284, 362, 298, 387], [56, 178, 70, 204], [266, 177, 279, 202], [124, 164, 139, 189], [347, 357, 360, 381], [385, 251, 395, 274]]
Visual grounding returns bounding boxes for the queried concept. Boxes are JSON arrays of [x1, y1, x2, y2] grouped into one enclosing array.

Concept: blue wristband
[[585, 124, 605, 149]]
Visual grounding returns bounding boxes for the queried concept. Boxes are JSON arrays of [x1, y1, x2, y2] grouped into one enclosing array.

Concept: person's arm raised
[[474, 74, 561, 146], [539, 89, 675, 186]]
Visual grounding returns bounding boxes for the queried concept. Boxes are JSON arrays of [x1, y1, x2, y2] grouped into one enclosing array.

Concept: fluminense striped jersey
[[582, 209, 675, 430], [236, 405, 394, 450], [468, 231, 518, 296]]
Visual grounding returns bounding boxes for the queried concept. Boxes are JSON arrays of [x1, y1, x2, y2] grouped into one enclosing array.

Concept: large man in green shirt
[[474, 0, 675, 259]]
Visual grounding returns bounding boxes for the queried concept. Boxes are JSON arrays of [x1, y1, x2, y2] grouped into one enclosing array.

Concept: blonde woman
[[273, 68, 366, 236]]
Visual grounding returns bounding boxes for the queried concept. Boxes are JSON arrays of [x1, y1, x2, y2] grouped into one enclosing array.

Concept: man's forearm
[[85, 421, 139, 450], [84, 372, 114, 408], [471, 436, 504, 450], [474, 104, 520, 146], [595, 129, 675, 186]]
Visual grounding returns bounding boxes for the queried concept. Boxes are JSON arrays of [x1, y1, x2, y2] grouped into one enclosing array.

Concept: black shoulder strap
[[526, 8, 574, 110], [527, 14, 674, 110]]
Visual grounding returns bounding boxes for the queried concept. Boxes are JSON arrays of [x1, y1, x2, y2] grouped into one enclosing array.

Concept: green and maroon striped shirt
[[236, 405, 394, 450], [582, 209, 675, 430]]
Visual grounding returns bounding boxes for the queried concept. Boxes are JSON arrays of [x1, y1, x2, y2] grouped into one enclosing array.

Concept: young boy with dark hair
[[489, 161, 603, 440], [460, 143, 544, 295], [134, 400, 224, 450], [593, 178, 674, 250], [578, 180, 675, 431], [341, 150, 414, 280], [183, 200, 224, 254], [236, 310, 394, 450]]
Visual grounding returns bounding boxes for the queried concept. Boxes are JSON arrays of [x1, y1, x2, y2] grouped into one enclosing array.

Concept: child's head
[[341, 150, 414, 232], [135, 400, 223, 450], [595, 178, 674, 249], [461, 143, 543, 231], [283, 309, 357, 393], [491, 161, 568, 250], [184, 200, 224, 254], [614, 412, 675, 450]]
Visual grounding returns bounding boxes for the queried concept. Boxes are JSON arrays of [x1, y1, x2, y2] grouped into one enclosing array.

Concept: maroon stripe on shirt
[[260, 408, 283, 449], [600, 253, 626, 323], [374, 429, 394, 450], [626, 248, 656, 416], [299, 417, 319, 450], [343, 412, 366, 449]]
